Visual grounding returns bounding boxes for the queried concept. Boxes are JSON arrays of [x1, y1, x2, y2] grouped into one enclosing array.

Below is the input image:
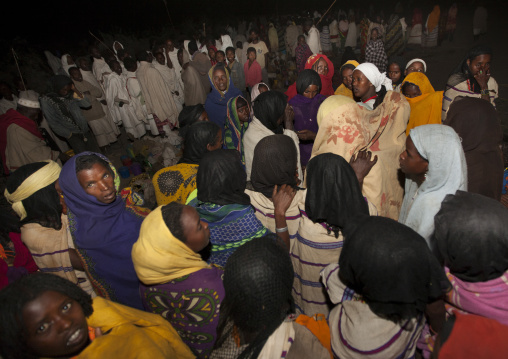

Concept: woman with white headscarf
[[352, 62, 393, 110], [398, 124, 467, 247], [60, 54, 75, 76]]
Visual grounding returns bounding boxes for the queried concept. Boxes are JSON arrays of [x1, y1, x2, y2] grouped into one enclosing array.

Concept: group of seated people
[[0, 40, 505, 359]]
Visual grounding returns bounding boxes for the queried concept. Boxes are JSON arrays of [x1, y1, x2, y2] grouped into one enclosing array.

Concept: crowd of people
[[0, 1, 506, 358]]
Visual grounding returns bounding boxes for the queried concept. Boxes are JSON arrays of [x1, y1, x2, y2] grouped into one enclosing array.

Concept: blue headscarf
[[59, 152, 144, 309], [205, 63, 242, 138]]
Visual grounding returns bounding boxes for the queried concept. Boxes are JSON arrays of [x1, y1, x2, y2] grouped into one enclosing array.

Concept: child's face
[[226, 50, 235, 63], [371, 29, 378, 41], [237, 104, 250, 123], [387, 63, 402, 83], [403, 83, 422, 98], [216, 52, 225, 63], [208, 49, 216, 59], [248, 51, 256, 62], [23, 291, 89, 358]]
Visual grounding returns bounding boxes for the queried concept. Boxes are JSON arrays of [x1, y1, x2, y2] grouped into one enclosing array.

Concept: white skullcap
[[354, 63, 392, 92], [17, 90, 40, 109], [406, 58, 427, 72]]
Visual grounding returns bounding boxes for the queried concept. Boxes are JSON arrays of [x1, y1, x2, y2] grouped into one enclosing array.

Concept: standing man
[[40, 75, 100, 154], [303, 19, 322, 55], [248, 29, 270, 84], [90, 45, 112, 90], [164, 38, 184, 89], [188, 40, 212, 95]]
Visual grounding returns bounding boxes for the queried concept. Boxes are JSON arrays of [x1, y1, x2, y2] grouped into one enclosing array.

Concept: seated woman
[[334, 60, 359, 98], [59, 152, 148, 309], [177, 104, 209, 139], [401, 72, 443, 135], [223, 95, 250, 167], [288, 69, 326, 168], [387, 56, 406, 91], [153, 121, 222, 205], [189, 150, 278, 266], [365, 28, 388, 72], [442, 45, 498, 120], [352, 62, 394, 110], [285, 54, 335, 101], [292, 152, 376, 316], [405, 58, 427, 76], [246, 134, 303, 241], [243, 91, 302, 181], [322, 216, 450, 359], [434, 191, 508, 326], [398, 124, 467, 246], [211, 237, 330, 359], [445, 97, 504, 201], [313, 91, 409, 220], [204, 63, 242, 136], [4, 161, 93, 295], [132, 202, 225, 358], [0, 273, 194, 359]]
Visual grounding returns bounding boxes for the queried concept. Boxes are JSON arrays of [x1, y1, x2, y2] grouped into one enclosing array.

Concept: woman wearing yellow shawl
[[401, 72, 443, 135], [334, 60, 359, 99], [132, 203, 225, 358]]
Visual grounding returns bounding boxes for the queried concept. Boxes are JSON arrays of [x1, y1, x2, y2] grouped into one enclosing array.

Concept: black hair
[[188, 40, 198, 54], [373, 86, 387, 109], [68, 66, 80, 75], [236, 96, 248, 109], [249, 27, 259, 35], [236, 41, 243, 48], [216, 50, 225, 57], [123, 56, 137, 71], [75, 56, 90, 68], [117, 48, 127, 58], [0, 273, 93, 359], [136, 50, 150, 62], [401, 82, 419, 96], [226, 46, 235, 54], [247, 47, 256, 55], [340, 63, 356, 75], [456, 45, 493, 75], [161, 202, 186, 243], [75, 154, 113, 178]]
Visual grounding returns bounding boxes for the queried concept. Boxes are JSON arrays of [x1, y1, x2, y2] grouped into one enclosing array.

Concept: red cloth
[[244, 60, 263, 88], [285, 54, 335, 101], [438, 312, 508, 359], [9, 232, 38, 273], [0, 109, 44, 174]]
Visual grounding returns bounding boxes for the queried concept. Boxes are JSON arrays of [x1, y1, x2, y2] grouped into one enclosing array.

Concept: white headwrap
[[4, 160, 61, 220], [406, 58, 427, 72], [354, 63, 392, 92], [17, 90, 40, 109]]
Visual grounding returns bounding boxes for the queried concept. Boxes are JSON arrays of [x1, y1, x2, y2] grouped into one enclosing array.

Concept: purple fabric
[[59, 151, 144, 309], [140, 267, 225, 358], [288, 94, 326, 167]]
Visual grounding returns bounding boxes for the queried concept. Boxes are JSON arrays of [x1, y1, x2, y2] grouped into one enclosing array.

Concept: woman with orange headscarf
[[285, 54, 334, 101], [401, 72, 443, 135]]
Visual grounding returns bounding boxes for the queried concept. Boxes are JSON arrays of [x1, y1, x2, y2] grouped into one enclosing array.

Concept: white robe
[[153, 62, 184, 112], [125, 71, 159, 136], [92, 57, 112, 89], [305, 26, 322, 54], [165, 48, 184, 89], [345, 22, 358, 48], [104, 72, 146, 139]]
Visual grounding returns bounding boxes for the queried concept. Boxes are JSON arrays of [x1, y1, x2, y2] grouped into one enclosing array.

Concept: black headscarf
[[387, 56, 407, 86], [305, 153, 368, 238], [253, 91, 287, 135], [251, 135, 298, 198], [296, 69, 322, 95], [447, 45, 493, 93], [445, 97, 503, 201], [5, 162, 62, 230], [197, 149, 251, 205], [340, 216, 450, 323], [178, 104, 205, 139], [215, 236, 294, 359], [178, 121, 221, 165], [434, 190, 508, 283]]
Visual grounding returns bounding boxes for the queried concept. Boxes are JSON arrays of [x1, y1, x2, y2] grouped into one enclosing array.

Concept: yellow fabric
[[334, 84, 354, 98], [79, 297, 195, 358], [313, 92, 409, 220], [131, 206, 209, 285], [402, 72, 443, 135], [427, 5, 441, 34], [4, 160, 61, 220], [208, 63, 232, 97], [152, 163, 199, 205]]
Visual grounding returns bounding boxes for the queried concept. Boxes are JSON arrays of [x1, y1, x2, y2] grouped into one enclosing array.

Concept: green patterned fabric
[[223, 96, 249, 167]]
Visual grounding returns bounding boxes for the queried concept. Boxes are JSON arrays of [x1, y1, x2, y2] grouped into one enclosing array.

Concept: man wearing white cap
[[0, 90, 66, 174]]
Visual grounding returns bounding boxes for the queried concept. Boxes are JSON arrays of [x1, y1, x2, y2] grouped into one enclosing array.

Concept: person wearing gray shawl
[[398, 124, 467, 248]]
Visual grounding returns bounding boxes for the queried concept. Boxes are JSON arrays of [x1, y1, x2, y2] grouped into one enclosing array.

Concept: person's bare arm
[[272, 184, 297, 250], [68, 248, 84, 271], [349, 150, 378, 188]]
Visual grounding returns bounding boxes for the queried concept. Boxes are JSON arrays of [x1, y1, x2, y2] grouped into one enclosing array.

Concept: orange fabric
[[0, 244, 6, 260], [295, 313, 332, 359], [70, 327, 96, 359], [438, 312, 508, 359], [427, 5, 441, 33], [402, 72, 443, 135]]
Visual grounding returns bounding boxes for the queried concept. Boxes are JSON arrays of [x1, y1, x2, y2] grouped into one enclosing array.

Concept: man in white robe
[[153, 52, 184, 112], [90, 46, 113, 89], [285, 20, 300, 58], [304, 20, 322, 54], [104, 60, 146, 139], [164, 39, 184, 89]]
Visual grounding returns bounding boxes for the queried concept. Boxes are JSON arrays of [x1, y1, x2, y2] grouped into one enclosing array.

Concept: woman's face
[[198, 110, 209, 122], [403, 83, 422, 98], [467, 54, 491, 76], [215, 52, 225, 63], [314, 58, 328, 76], [399, 136, 428, 176], [303, 84, 319, 99], [181, 206, 210, 253], [341, 67, 354, 90], [207, 129, 223, 151], [388, 63, 402, 84], [77, 163, 117, 204], [405, 61, 425, 76], [352, 70, 374, 100], [237, 104, 250, 123], [22, 291, 89, 358], [213, 69, 228, 92]]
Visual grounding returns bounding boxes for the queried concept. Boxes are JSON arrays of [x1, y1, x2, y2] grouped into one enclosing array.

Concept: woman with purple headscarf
[[288, 69, 326, 168]]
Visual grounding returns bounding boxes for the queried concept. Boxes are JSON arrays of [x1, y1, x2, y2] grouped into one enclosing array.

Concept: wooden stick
[[89, 31, 115, 55], [11, 48, 26, 91], [316, 0, 337, 26]]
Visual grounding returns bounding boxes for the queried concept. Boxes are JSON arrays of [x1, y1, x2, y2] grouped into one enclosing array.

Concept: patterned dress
[[152, 163, 199, 206]]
